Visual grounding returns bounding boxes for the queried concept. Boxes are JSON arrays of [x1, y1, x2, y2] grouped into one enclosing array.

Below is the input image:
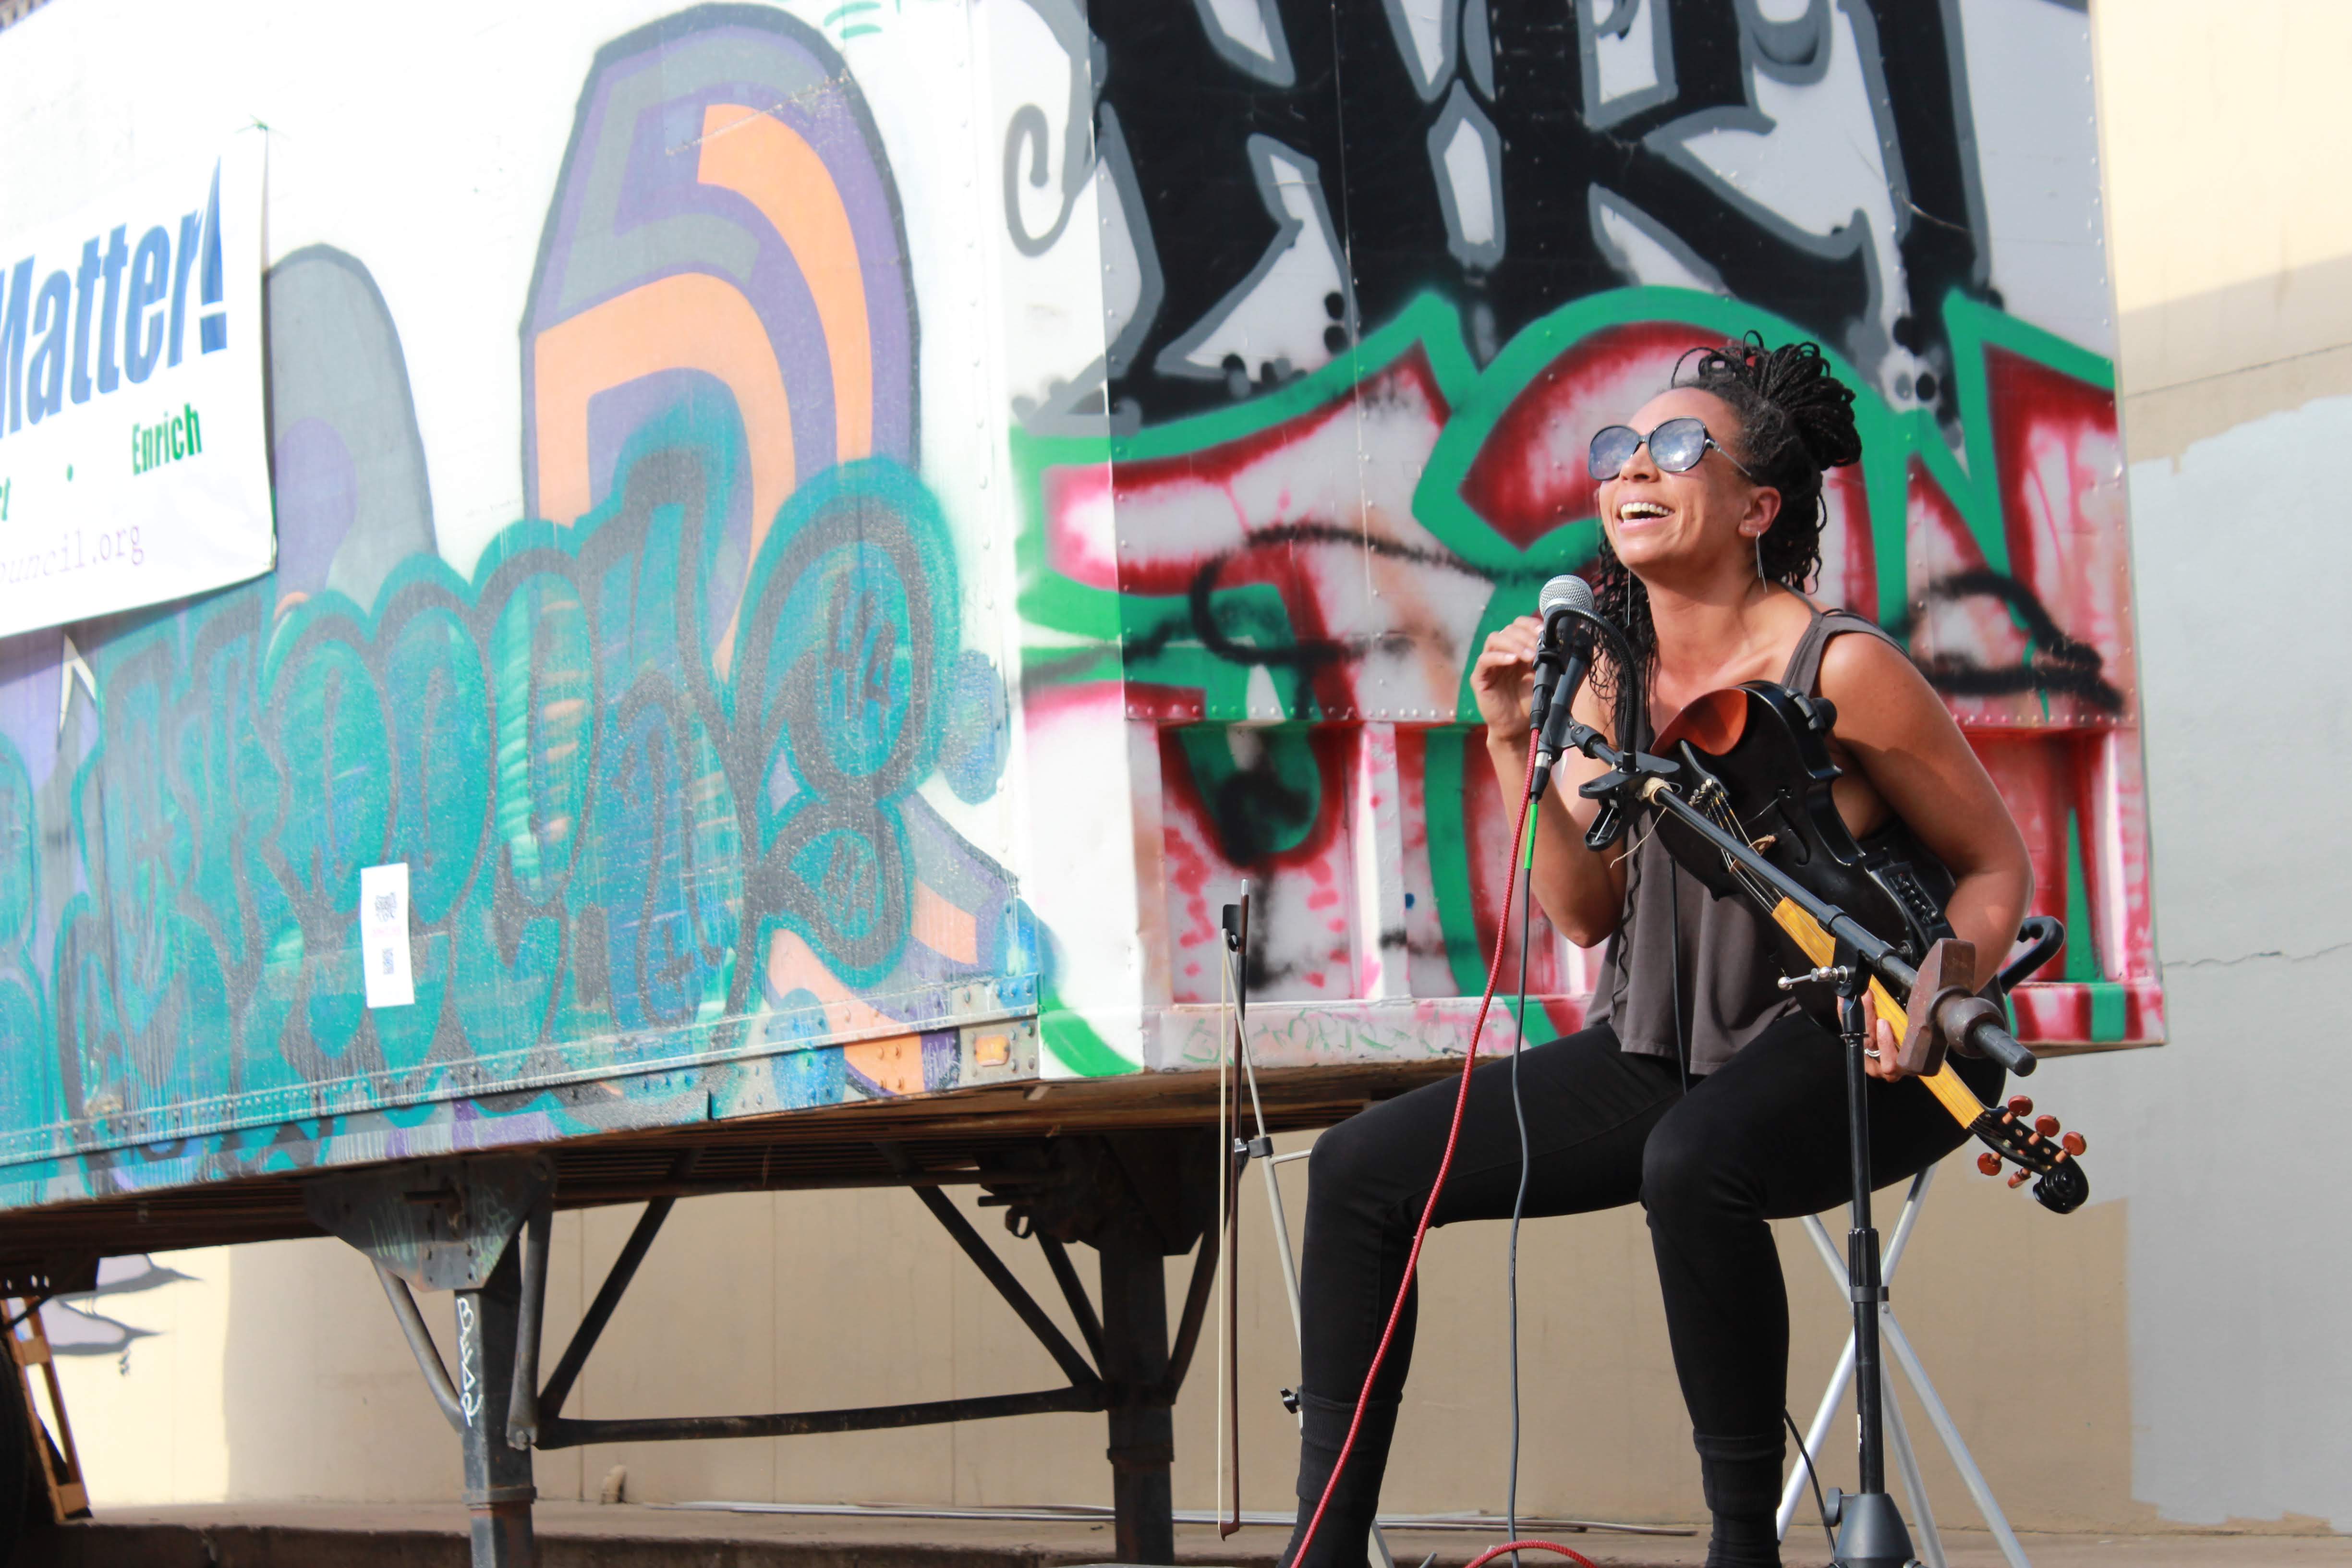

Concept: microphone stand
[[1553, 717, 2026, 1568]]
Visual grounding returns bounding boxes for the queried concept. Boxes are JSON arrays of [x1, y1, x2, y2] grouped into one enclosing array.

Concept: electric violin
[[1649, 681, 2090, 1215]]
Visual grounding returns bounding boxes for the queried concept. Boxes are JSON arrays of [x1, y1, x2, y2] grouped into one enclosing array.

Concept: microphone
[[1530, 581, 1600, 802], [1527, 575, 1593, 736]]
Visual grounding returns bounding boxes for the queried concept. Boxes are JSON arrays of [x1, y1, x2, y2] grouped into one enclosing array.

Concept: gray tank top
[[1587, 608, 1904, 1075]]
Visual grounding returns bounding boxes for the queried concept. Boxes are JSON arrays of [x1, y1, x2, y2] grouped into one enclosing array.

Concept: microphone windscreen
[[1539, 574, 1593, 618]]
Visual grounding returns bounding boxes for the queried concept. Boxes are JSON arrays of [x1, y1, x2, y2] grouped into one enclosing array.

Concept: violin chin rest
[[1653, 687, 1749, 755]]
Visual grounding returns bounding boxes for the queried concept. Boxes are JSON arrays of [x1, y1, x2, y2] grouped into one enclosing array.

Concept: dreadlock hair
[[1589, 331, 1863, 726]]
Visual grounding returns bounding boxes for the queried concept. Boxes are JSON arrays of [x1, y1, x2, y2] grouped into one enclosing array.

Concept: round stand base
[[1828, 1487, 1918, 1568]]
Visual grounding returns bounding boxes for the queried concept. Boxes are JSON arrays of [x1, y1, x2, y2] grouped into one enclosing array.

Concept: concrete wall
[[2058, 1, 2352, 1530], [60, 1156, 2138, 1529], [44, 0, 2352, 1541]]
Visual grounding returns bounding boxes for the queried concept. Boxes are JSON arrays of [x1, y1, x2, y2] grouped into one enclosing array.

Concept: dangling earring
[[1753, 530, 1766, 581]]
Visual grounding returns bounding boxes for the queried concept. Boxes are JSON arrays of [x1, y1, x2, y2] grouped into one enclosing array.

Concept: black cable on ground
[[1784, 1408, 1837, 1553]]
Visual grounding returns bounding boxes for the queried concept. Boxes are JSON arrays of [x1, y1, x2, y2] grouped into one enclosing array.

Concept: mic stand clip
[[1533, 719, 1680, 849]]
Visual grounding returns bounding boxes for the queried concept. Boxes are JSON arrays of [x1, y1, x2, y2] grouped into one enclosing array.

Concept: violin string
[[1697, 790, 1778, 908], [1649, 738, 1781, 915]]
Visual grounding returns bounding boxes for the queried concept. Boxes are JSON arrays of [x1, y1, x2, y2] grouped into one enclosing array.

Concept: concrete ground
[[13, 1503, 2350, 1568]]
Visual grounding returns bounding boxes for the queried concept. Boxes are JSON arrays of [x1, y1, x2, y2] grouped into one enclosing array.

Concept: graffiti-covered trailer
[[0, 0, 2143, 1558]]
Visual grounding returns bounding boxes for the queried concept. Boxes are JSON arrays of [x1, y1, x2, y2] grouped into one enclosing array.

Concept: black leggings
[[1282, 1014, 2000, 1565]]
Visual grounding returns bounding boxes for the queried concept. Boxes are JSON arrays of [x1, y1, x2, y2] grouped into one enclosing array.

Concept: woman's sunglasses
[[1588, 417, 1758, 482]]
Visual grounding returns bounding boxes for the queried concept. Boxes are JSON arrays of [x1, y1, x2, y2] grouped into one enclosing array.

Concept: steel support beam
[[888, 1145, 1100, 1391], [373, 1263, 464, 1433], [535, 1383, 1104, 1447], [321, 1155, 549, 1568], [522, 1143, 1115, 1452], [338, 1132, 1216, 1568], [537, 1159, 693, 1427], [1099, 1220, 1176, 1566], [457, 1245, 536, 1567], [1159, 1219, 1219, 1402], [1036, 1234, 1106, 1370]]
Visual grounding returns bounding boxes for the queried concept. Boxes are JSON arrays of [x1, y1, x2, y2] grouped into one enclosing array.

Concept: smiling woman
[[1588, 335, 1863, 704], [1279, 334, 2037, 1568]]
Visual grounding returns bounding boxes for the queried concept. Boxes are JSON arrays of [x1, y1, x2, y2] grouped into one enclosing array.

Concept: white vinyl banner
[[0, 134, 272, 635]]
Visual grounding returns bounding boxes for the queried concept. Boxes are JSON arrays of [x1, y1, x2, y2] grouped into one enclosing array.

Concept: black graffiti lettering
[[1076, 0, 1991, 424], [1126, 520, 1559, 717], [1196, 754, 1314, 867], [1893, 570, 2125, 713]]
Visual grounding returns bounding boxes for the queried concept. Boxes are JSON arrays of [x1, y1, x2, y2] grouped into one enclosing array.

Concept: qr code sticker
[[380, 947, 395, 976], [372, 891, 398, 921]]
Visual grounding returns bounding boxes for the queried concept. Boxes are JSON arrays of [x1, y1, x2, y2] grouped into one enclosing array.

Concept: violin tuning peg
[[2006, 1094, 2034, 1118], [2007, 1169, 2033, 1189], [2061, 1131, 2087, 1157], [2034, 1114, 2061, 1139], [1976, 1151, 2004, 1177]]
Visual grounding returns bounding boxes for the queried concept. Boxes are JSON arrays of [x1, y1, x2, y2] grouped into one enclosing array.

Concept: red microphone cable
[[1465, 1541, 1598, 1568], [1288, 740, 1543, 1568]]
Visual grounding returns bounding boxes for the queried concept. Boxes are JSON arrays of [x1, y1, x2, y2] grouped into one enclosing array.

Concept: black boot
[[1275, 1388, 1403, 1568], [1694, 1428, 1786, 1568]]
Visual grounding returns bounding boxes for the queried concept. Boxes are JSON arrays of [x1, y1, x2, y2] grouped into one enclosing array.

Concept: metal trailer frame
[[0, 1045, 1455, 1564], [8, 1055, 1442, 1568], [328, 1133, 1220, 1568]]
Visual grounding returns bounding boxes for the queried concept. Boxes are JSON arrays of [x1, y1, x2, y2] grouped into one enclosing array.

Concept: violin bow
[[1215, 887, 1250, 1537]]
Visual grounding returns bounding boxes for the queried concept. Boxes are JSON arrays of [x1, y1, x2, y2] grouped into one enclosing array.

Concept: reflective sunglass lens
[[1650, 418, 1710, 472], [1588, 425, 1640, 480]]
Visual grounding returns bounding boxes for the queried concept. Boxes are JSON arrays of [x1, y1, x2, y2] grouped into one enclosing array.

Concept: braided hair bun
[[1678, 332, 1860, 587]]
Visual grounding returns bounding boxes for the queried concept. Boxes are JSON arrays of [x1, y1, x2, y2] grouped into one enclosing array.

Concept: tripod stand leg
[[1260, 1158, 1305, 1357], [1881, 1351, 1944, 1568], [1882, 1313, 2031, 1568], [1778, 1331, 1856, 1540]]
